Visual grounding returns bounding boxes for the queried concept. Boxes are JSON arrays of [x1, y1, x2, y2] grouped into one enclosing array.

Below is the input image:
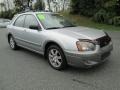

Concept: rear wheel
[[47, 45, 67, 70], [9, 35, 18, 50]]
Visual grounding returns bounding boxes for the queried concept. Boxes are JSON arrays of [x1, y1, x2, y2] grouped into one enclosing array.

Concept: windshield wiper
[[63, 25, 76, 28], [46, 27, 62, 30], [46, 25, 76, 30]]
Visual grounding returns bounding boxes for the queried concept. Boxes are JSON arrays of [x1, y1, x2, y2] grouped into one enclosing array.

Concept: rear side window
[[14, 15, 25, 27], [24, 15, 39, 28]]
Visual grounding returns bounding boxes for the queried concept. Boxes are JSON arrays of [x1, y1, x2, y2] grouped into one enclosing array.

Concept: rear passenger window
[[14, 15, 25, 27]]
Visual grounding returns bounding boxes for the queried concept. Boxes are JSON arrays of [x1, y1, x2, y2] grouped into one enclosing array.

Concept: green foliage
[[71, 0, 120, 26], [13, 0, 23, 12], [70, 0, 108, 17], [113, 16, 120, 26], [93, 9, 116, 24], [14, 0, 23, 7], [93, 0, 119, 25], [0, 10, 15, 19], [63, 12, 120, 31], [93, 9, 107, 23]]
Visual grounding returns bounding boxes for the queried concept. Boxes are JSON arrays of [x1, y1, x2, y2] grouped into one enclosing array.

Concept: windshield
[[36, 13, 75, 30]]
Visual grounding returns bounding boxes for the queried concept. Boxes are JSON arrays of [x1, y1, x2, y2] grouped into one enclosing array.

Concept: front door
[[22, 14, 44, 53]]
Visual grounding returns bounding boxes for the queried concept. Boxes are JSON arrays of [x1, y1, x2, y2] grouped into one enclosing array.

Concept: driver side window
[[24, 15, 40, 30]]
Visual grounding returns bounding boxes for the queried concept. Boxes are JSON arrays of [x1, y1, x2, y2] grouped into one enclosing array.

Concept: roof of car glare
[[18, 11, 57, 16]]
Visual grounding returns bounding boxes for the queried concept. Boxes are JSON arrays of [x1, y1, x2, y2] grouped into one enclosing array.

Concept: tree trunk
[[6, 0, 10, 10], [47, 0, 51, 11], [27, 0, 30, 7], [62, 0, 65, 11]]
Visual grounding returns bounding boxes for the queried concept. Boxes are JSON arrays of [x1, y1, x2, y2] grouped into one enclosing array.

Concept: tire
[[8, 35, 19, 50], [47, 45, 67, 70]]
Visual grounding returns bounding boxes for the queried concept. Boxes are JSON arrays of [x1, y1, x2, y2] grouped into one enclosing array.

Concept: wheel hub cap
[[49, 49, 62, 67], [10, 37, 15, 48]]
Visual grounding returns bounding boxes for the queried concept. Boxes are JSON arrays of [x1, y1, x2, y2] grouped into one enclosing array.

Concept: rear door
[[12, 15, 26, 46]]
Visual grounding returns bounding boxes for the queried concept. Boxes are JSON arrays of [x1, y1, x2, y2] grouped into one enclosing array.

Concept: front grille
[[96, 35, 111, 48]]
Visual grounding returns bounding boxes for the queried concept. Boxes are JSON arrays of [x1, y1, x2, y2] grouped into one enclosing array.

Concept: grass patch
[[62, 13, 120, 31]]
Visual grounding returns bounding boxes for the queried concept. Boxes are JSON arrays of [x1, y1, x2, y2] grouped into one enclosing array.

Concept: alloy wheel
[[48, 49, 62, 68]]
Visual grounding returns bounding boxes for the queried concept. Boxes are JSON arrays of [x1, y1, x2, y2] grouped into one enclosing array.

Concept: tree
[[70, 0, 110, 16], [62, 0, 65, 11], [34, 0, 45, 10], [6, 0, 10, 10], [47, 0, 52, 11], [0, 3, 5, 12], [14, 0, 23, 12], [3, 0, 7, 11], [27, 0, 30, 7], [52, 0, 59, 12], [116, 0, 120, 15], [70, 0, 120, 25]]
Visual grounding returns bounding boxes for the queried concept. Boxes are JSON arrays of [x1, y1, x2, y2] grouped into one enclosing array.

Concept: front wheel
[[47, 45, 67, 70]]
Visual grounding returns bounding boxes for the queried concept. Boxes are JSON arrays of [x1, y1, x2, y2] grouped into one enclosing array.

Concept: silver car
[[7, 12, 113, 70]]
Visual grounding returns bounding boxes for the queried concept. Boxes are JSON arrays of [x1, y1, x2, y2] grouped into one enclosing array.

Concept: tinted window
[[14, 15, 25, 27], [24, 15, 39, 29]]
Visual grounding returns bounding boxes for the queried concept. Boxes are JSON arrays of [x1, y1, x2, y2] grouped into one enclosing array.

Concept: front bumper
[[65, 42, 113, 68]]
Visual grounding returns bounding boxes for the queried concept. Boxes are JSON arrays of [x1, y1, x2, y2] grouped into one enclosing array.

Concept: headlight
[[76, 40, 96, 51]]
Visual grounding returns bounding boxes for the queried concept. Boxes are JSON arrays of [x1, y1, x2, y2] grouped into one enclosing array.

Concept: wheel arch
[[7, 33, 12, 43], [44, 41, 65, 58]]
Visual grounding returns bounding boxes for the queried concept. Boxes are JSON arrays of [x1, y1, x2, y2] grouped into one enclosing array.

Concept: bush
[[113, 16, 120, 26], [34, 0, 45, 10], [70, 0, 99, 17], [93, 9, 116, 24], [70, 0, 120, 26], [107, 18, 114, 25], [93, 9, 107, 23], [0, 10, 15, 19]]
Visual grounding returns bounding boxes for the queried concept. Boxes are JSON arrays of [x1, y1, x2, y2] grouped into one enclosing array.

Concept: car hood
[[53, 26, 106, 40]]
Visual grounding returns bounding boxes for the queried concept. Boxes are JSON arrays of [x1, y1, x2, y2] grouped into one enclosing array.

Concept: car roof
[[18, 11, 55, 15], [20, 12, 53, 14]]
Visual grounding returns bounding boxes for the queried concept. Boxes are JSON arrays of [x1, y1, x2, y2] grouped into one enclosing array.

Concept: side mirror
[[29, 25, 40, 30]]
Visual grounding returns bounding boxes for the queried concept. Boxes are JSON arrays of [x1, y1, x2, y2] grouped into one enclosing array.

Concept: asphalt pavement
[[0, 28, 120, 90]]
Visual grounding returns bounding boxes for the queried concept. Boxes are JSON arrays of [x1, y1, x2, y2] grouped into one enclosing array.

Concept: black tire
[[8, 35, 19, 50], [47, 45, 67, 70]]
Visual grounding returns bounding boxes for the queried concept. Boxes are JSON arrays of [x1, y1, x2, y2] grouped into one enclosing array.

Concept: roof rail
[[18, 9, 53, 14]]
